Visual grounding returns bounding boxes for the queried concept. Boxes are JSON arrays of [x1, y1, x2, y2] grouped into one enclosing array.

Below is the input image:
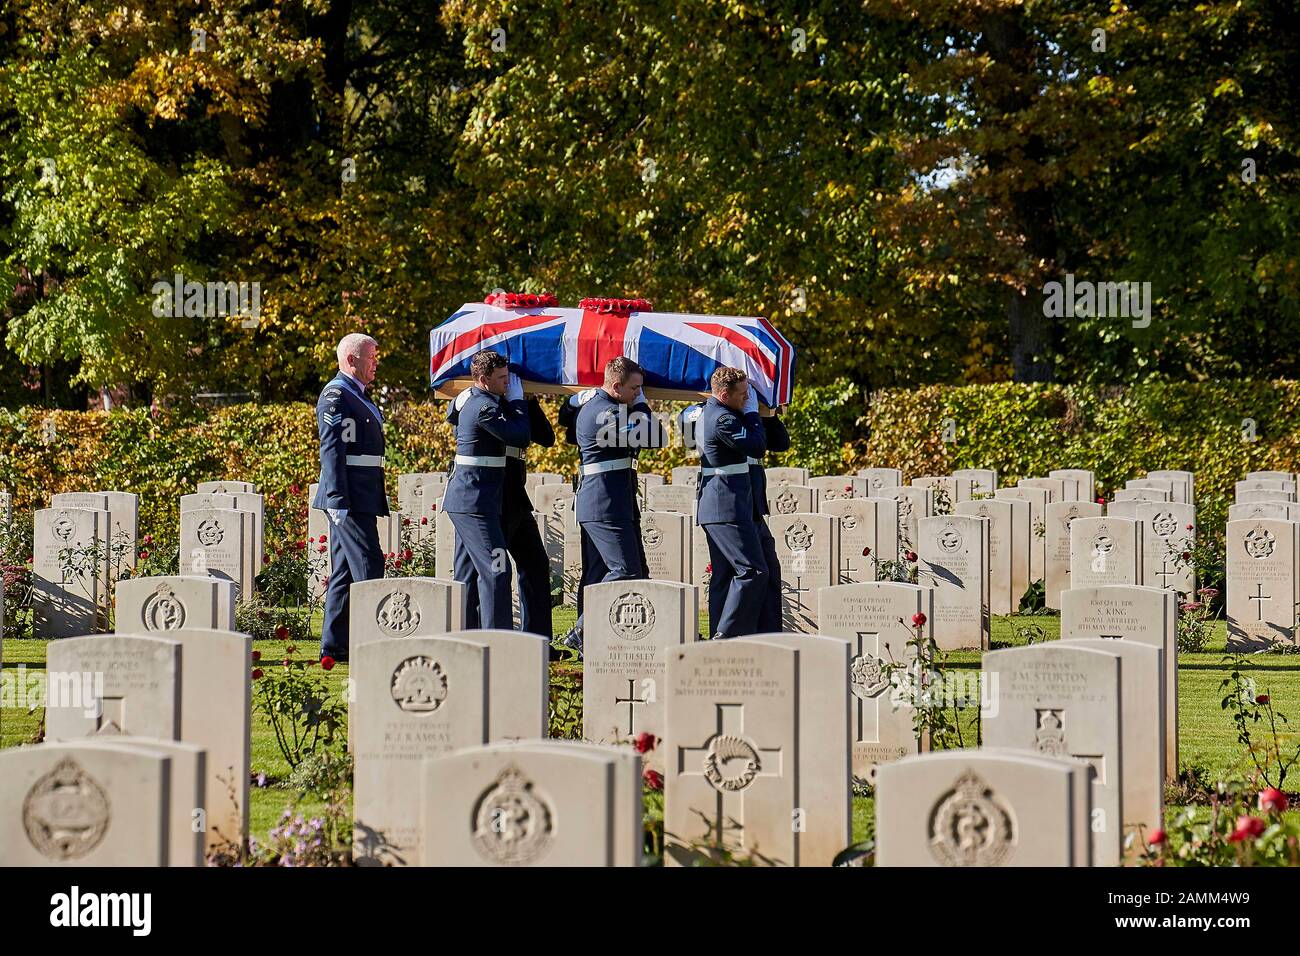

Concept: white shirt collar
[[340, 371, 366, 393]]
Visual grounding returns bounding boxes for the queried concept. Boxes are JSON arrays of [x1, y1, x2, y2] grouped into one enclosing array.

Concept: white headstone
[[1044, 500, 1103, 609], [1069, 516, 1143, 588], [766, 513, 840, 632], [1060, 584, 1179, 780], [1226, 518, 1300, 650], [917, 515, 990, 650], [982, 643, 1123, 866]]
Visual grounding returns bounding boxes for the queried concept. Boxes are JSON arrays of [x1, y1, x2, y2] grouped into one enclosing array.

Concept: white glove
[[454, 389, 472, 411], [568, 387, 598, 407], [742, 384, 759, 414], [327, 508, 348, 526], [505, 372, 525, 402]]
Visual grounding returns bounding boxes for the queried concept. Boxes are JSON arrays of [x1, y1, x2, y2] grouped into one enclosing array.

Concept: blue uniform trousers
[[574, 519, 646, 633], [463, 510, 553, 637], [703, 520, 768, 638], [320, 513, 384, 660], [449, 511, 515, 630], [755, 521, 783, 633]]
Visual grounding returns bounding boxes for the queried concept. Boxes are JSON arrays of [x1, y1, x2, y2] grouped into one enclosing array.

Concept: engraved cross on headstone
[[678, 703, 783, 850], [1155, 559, 1177, 589], [1250, 583, 1272, 621], [94, 696, 125, 735], [850, 631, 886, 745], [614, 678, 650, 738], [782, 576, 810, 615]]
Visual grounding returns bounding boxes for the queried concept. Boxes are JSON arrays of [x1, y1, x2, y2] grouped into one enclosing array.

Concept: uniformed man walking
[[695, 368, 768, 638], [314, 333, 388, 663], [447, 390, 555, 638], [560, 356, 665, 654], [442, 350, 531, 629]]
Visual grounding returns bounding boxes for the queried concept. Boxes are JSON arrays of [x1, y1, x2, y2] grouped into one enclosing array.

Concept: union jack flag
[[429, 301, 795, 406]]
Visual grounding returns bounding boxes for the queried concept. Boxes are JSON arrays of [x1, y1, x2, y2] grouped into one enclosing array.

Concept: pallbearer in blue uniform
[[314, 333, 389, 663], [749, 407, 791, 632], [695, 368, 769, 639], [447, 390, 555, 638], [561, 356, 666, 655], [441, 350, 531, 630]]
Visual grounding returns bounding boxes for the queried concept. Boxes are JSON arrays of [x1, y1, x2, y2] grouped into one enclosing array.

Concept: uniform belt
[[345, 454, 386, 467], [702, 463, 750, 477], [504, 446, 524, 459], [746, 457, 761, 466], [455, 454, 507, 468], [580, 457, 634, 476]]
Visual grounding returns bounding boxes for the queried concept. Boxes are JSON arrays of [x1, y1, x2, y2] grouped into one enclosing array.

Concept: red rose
[[319, 544, 327, 553], [139, 550, 149, 560], [1181, 551, 1191, 562], [403, 549, 413, 560], [705, 563, 713, 574], [321, 656, 336, 671], [282, 658, 292, 667], [643, 769, 664, 791], [251, 668, 264, 680], [634, 732, 656, 754], [275, 625, 290, 640], [393, 558, 403, 569], [1147, 829, 1166, 847], [1259, 787, 1289, 814], [905, 550, 917, 562], [252, 650, 261, 662], [421, 516, 429, 525], [290, 484, 301, 496], [263, 555, 271, 564], [1096, 496, 1105, 504], [388, 551, 395, 559], [1185, 523, 1193, 531], [403, 517, 411, 526], [295, 541, 305, 550], [143, 534, 153, 544], [844, 485, 853, 493], [911, 612, 927, 628], [1232, 815, 1266, 841], [862, 546, 871, 556], [1257, 694, 1270, 705]]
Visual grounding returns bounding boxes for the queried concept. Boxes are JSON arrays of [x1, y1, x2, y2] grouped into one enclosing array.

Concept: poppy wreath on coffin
[[578, 296, 653, 314], [483, 291, 559, 309]]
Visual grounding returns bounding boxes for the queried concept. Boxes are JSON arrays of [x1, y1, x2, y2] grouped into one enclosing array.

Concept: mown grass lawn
[[3, 609, 1298, 847]]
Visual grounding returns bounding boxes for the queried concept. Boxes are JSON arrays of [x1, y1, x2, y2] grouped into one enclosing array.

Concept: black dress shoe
[[560, 627, 584, 660]]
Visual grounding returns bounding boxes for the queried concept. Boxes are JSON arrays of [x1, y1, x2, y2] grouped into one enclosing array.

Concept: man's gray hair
[[337, 333, 377, 367]]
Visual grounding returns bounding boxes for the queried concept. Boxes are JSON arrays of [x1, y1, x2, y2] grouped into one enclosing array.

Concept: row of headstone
[[0, 627, 252, 864], [877, 634, 1167, 866]]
